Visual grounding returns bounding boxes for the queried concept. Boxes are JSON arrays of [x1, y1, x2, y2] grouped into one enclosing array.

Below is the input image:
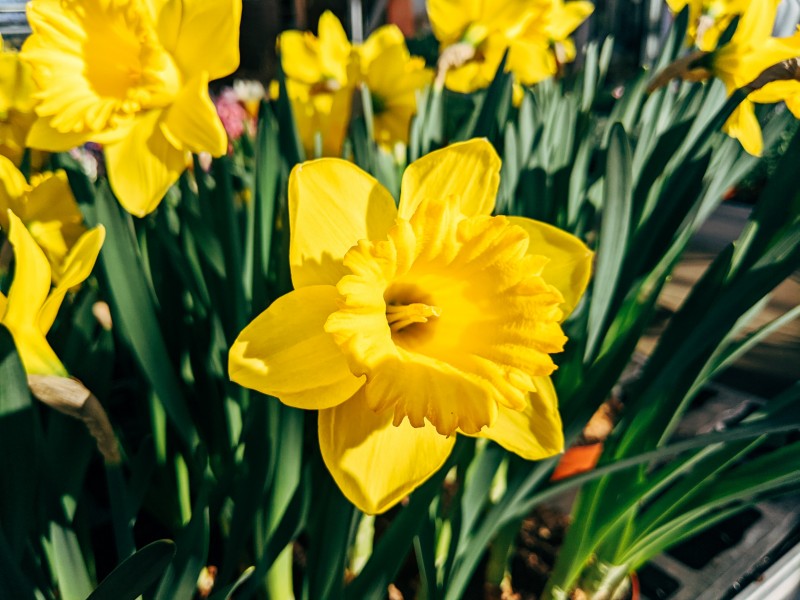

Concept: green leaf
[[93, 183, 198, 449], [0, 529, 34, 598], [585, 123, 633, 362], [244, 102, 281, 310], [208, 566, 255, 600], [0, 325, 39, 560], [154, 490, 210, 600], [87, 540, 176, 600], [464, 50, 513, 140], [305, 470, 358, 600], [275, 62, 306, 167], [50, 521, 94, 600]]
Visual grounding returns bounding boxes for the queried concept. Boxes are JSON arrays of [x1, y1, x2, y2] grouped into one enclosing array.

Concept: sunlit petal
[[104, 109, 187, 217], [288, 159, 397, 288], [723, 101, 762, 157], [469, 376, 564, 459], [38, 225, 105, 333], [161, 71, 227, 156], [229, 285, 365, 409], [2, 211, 65, 375], [507, 217, 593, 318], [398, 139, 501, 219], [170, 0, 241, 80], [319, 388, 455, 514]]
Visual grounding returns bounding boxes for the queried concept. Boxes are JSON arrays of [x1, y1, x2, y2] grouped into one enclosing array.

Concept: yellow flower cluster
[[665, 0, 800, 155], [429, 0, 594, 97], [278, 12, 432, 157]]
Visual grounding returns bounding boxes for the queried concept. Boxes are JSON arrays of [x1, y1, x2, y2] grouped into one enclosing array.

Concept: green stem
[[266, 545, 295, 600]]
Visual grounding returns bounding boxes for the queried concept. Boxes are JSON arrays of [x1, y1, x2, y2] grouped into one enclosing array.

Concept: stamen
[[386, 302, 441, 333]]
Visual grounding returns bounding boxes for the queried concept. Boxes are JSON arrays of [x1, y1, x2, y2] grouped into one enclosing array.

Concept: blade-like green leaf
[[585, 122, 633, 362], [0, 325, 39, 559], [87, 540, 176, 600], [94, 183, 198, 449]]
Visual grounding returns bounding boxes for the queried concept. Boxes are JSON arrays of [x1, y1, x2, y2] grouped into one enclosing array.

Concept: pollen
[[385, 302, 442, 333]]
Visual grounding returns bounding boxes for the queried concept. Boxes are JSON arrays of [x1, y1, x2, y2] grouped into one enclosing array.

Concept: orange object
[[550, 443, 603, 481], [388, 0, 415, 37]]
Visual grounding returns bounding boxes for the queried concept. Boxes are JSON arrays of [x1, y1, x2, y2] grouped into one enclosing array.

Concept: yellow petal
[[731, 0, 781, 48], [359, 24, 405, 69], [0, 155, 29, 210], [4, 210, 51, 331], [398, 139, 501, 220], [0, 292, 6, 317], [169, 0, 241, 81], [548, 2, 594, 41], [749, 79, 800, 105], [479, 0, 538, 38], [318, 387, 456, 514], [17, 170, 85, 267], [279, 30, 323, 83], [427, 0, 480, 46], [470, 376, 564, 459], [104, 109, 187, 217], [25, 116, 92, 152], [318, 11, 352, 86], [723, 101, 762, 157], [38, 225, 105, 333], [508, 37, 556, 86], [506, 217, 593, 318], [229, 285, 365, 409], [161, 71, 227, 156], [288, 159, 397, 288], [3, 211, 65, 375]]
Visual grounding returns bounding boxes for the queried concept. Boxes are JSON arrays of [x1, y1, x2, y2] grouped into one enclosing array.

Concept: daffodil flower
[[0, 154, 85, 274], [229, 140, 592, 514], [428, 0, 534, 93], [508, 0, 595, 87], [358, 25, 433, 148], [20, 0, 241, 216], [667, 0, 753, 50], [428, 0, 593, 94], [655, 0, 800, 155], [279, 11, 357, 157], [707, 0, 799, 155], [0, 35, 37, 165], [1, 210, 105, 375]]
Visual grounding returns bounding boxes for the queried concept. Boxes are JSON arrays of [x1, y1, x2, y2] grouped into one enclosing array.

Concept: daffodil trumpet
[[229, 139, 593, 514]]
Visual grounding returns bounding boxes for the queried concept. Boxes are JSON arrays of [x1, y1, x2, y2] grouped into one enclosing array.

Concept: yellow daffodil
[[1, 210, 104, 375], [20, 0, 241, 216], [0, 154, 85, 273], [709, 0, 798, 155], [655, 0, 799, 155], [667, 0, 753, 50], [0, 35, 37, 165], [229, 139, 593, 514], [358, 25, 433, 148], [508, 0, 595, 87], [279, 11, 357, 157], [428, 0, 536, 93]]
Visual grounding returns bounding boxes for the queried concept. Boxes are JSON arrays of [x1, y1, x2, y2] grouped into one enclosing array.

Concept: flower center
[[325, 196, 567, 436], [385, 301, 441, 333], [25, 0, 180, 134]]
